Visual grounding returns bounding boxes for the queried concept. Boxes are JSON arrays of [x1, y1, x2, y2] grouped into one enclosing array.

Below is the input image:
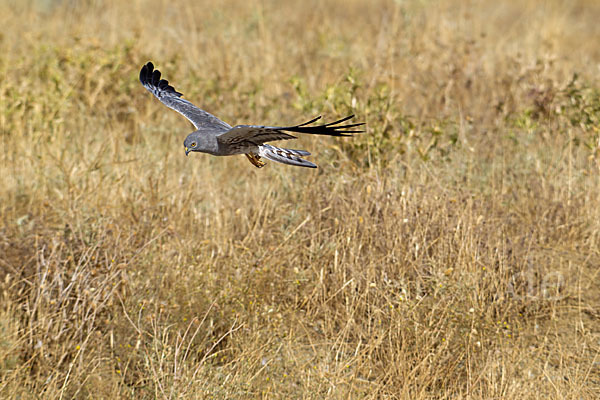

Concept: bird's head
[[183, 133, 201, 156]]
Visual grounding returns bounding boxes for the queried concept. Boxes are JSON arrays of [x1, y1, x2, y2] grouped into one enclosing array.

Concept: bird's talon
[[245, 153, 266, 168]]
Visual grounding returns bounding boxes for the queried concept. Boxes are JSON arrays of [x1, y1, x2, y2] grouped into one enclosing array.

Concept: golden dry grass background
[[1, 0, 600, 398]]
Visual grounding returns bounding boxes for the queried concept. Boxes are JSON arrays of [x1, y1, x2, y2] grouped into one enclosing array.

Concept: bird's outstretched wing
[[139, 62, 231, 132], [216, 115, 364, 149]]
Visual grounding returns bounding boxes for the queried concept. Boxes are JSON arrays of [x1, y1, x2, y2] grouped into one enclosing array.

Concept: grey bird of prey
[[139, 62, 364, 168]]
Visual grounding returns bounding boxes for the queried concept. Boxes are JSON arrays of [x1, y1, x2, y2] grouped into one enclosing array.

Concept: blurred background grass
[[1, 0, 600, 398]]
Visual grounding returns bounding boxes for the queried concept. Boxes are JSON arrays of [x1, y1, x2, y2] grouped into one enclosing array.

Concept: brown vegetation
[[1, 0, 600, 398]]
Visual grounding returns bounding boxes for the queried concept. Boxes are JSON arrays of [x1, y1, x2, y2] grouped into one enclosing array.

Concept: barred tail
[[258, 144, 317, 168]]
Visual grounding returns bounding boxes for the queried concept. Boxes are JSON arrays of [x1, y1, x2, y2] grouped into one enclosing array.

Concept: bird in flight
[[139, 62, 364, 168]]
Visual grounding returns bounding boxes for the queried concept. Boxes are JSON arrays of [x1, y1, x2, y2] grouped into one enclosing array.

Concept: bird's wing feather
[[217, 126, 297, 147], [139, 62, 231, 132], [216, 115, 364, 148]]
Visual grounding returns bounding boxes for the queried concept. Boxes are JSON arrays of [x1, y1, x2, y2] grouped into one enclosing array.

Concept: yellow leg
[[245, 153, 266, 168]]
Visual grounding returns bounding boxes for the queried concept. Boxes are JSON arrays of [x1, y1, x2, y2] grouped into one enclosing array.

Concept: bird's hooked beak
[[185, 147, 190, 156]]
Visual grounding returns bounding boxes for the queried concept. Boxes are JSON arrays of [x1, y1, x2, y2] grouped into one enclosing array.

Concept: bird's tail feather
[[258, 144, 317, 168]]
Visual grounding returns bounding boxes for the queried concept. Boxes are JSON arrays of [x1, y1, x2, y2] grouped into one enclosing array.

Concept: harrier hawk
[[139, 62, 364, 168]]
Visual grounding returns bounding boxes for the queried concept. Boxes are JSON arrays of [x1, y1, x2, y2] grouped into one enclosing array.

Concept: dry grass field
[[1, 0, 600, 398]]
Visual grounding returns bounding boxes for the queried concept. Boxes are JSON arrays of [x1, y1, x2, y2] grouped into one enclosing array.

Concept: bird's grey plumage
[[139, 62, 231, 133], [139, 61, 365, 168], [216, 127, 297, 154]]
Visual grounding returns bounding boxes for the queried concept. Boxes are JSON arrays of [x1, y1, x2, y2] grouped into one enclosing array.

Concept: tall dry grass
[[1, 0, 600, 398]]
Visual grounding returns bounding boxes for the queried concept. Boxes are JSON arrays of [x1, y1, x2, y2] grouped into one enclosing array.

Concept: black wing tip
[[139, 61, 183, 97], [297, 115, 322, 127], [335, 116, 365, 134], [141, 61, 154, 73], [139, 61, 154, 84], [323, 114, 354, 126], [285, 114, 365, 136]]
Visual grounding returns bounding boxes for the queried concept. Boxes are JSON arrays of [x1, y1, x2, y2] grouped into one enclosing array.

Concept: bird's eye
[[191, 142, 197, 148]]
